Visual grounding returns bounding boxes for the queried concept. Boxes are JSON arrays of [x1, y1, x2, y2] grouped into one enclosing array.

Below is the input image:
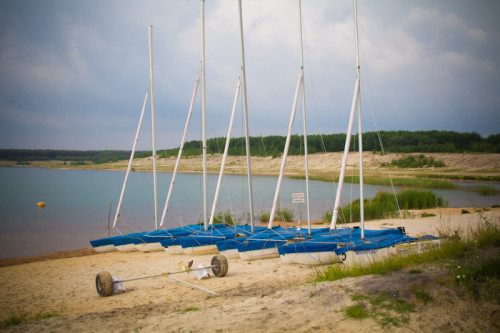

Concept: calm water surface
[[0, 167, 499, 259]]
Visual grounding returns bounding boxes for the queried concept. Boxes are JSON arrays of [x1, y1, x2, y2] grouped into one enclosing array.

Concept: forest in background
[[1, 130, 499, 164]]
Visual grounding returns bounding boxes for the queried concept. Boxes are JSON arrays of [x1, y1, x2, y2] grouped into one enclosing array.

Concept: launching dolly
[[95, 254, 228, 297]]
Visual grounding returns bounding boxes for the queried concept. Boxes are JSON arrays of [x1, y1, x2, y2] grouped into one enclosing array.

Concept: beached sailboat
[[278, 0, 440, 265], [235, 0, 318, 261], [90, 26, 167, 253], [137, 74, 201, 253], [277, 0, 392, 264], [162, 0, 258, 256]]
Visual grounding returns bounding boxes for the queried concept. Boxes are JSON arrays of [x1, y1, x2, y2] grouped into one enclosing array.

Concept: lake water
[[0, 167, 499, 259]]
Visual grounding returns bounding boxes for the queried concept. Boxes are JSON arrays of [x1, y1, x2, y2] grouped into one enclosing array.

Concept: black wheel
[[211, 254, 228, 277], [96, 271, 114, 297]]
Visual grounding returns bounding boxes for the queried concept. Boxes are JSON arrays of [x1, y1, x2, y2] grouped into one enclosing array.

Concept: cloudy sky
[[0, 0, 499, 150]]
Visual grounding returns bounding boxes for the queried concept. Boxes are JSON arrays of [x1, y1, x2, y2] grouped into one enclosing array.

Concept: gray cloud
[[0, 0, 498, 150]]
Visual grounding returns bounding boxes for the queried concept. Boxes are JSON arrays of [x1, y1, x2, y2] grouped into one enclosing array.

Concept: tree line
[[1, 131, 498, 164], [163, 130, 500, 158], [0, 149, 151, 164]]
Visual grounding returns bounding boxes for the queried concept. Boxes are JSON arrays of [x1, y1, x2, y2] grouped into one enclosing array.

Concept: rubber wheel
[[211, 254, 228, 277], [96, 271, 114, 297]]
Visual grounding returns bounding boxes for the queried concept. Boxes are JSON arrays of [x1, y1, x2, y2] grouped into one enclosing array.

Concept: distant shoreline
[[1, 152, 500, 182]]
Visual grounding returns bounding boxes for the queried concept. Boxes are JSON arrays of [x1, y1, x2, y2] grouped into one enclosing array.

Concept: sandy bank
[[0, 209, 499, 332], [2, 152, 500, 179]]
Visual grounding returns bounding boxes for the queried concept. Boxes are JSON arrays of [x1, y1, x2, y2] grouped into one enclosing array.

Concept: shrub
[[258, 211, 270, 222], [326, 189, 445, 223], [258, 208, 294, 222], [278, 208, 294, 222], [388, 155, 446, 168], [213, 210, 236, 225]]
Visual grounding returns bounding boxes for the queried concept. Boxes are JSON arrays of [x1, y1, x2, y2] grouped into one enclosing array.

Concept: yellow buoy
[[37, 202, 45, 208]]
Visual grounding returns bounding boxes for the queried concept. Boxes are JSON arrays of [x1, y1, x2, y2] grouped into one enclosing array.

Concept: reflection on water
[[0, 167, 498, 259]]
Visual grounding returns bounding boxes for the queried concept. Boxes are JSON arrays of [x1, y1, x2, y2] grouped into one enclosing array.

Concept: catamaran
[[90, 26, 203, 253], [90, 26, 159, 253], [163, 0, 259, 256], [235, 0, 321, 261], [278, 0, 439, 266]]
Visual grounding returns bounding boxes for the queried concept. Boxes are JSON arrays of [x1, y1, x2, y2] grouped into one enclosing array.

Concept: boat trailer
[[95, 254, 228, 297]]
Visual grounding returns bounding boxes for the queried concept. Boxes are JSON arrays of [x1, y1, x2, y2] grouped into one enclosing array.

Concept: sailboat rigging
[[235, 0, 327, 261], [278, 0, 439, 265], [90, 26, 158, 253]]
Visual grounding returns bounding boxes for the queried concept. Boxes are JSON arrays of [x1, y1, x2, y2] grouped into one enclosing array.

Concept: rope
[[358, 43, 402, 219]]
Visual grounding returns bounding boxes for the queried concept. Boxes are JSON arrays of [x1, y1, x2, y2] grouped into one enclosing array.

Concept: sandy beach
[[1, 208, 499, 332]]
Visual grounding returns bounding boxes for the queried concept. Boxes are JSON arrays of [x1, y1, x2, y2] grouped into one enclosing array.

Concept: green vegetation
[[383, 154, 446, 168], [172, 130, 500, 156], [416, 174, 500, 182], [213, 210, 237, 225], [0, 308, 63, 329], [314, 213, 500, 303], [182, 307, 200, 312], [409, 284, 434, 304], [421, 213, 436, 218], [344, 292, 415, 328], [469, 185, 499, 196], [1, 131, 498, 164], [278, 208, 294, 222], [0, 149, 142, 164], [344, 303, 370, 319], [0, 310, 26, 329], [258, 208, 294, 222], [69, 161, 88, 166], [297, 175, 459, 189], [322, 189, 445, 223], [258, 210, 270, 222]]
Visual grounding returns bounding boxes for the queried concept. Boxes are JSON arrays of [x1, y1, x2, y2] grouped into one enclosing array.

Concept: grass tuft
[[0, 310, 27, 329], [183, 307, 199, 312], [344, 303, 369, 319], [0, 307, 64, 329], [410, 284, 434, 304], [408, 268, 423, 274], [342, 292, 415, 328], [258, 208, 294, 222]]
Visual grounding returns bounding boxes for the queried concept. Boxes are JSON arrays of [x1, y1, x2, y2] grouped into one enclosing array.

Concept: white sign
[[292, 192, 304, 203]]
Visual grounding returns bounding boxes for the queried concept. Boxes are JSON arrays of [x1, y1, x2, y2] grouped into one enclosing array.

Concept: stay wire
[[358, 42, 402, 218]]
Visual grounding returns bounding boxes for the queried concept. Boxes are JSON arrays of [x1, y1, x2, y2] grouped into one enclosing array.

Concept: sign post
[[292, 193, 304, 228]]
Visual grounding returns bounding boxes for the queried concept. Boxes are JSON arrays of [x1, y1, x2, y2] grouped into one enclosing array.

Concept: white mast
[[208, 79, 241, 225], [297, 0, 311, 235], [268, 74, 303, 229], [201, 0, 208, 231], [148, 25, 159, 231], [353, 0, 364, 240], [160, 77, 200, 227], [329, 79, 359, 230], [330, 0, 363, 236], [112, 92, 149, 229], [237, 0, 256, 232]]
